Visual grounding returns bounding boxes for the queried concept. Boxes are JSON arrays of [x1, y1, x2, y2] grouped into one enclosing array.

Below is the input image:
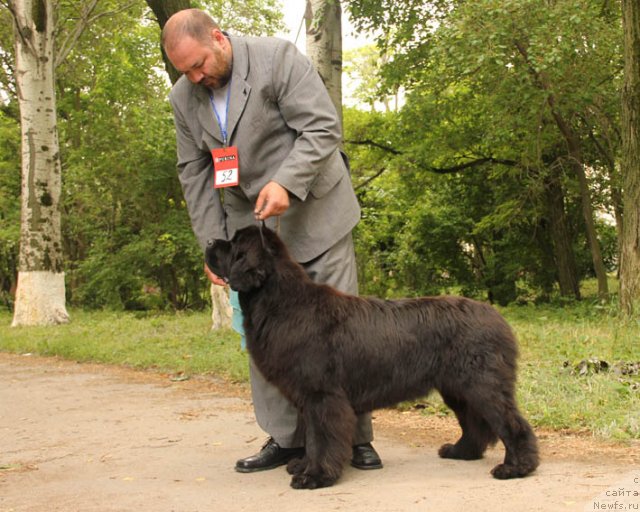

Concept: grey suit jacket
[[168, 35, 360, 263]]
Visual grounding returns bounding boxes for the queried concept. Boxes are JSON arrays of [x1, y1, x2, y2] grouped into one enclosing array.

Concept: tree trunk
[[543, 172, 581, 299], [210, 285, 232, 329], [305, 0, 343, 128], [146, 0, 191, 85], [515, 39, 609, 299], [564, 139, 609, 300], [544, 85, 609, 301], [10, 0, 69, 326], [620, 0, 640, 315]]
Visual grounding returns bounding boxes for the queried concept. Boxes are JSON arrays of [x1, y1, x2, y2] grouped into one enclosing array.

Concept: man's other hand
[[204, 263, 227, 287]]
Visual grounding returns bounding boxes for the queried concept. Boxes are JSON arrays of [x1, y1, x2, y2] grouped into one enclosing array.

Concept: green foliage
[[54, 3, 202, 310], [0, 109, 20, 310], [344, 44, 399, 110], [195, 0, 286, 35], [345, 0, 623, 304], [73, 213, 207, 311]]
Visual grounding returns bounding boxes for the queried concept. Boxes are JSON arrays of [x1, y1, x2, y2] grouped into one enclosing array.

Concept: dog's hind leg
[[460, 383, 539, 479], [484, 404, 539, 479], [290, 390, 356, 490], [438, 391, 497, 461]]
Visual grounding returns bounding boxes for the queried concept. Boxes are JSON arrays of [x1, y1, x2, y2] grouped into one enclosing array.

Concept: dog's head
[[205, 225, 284, 292]]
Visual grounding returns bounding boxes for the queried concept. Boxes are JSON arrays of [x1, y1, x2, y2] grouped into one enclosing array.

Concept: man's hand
[[255, 181, 290, 220], [204, 263, 227, 287]]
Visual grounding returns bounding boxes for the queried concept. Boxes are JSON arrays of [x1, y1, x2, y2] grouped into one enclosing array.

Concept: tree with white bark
[[5, 0, 132, 326], [305, 0, 343, 127], [6, 0, 69, 326]]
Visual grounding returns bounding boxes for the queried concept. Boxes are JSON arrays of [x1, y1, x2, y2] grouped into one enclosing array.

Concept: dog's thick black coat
[[206, 226, 539, 489]]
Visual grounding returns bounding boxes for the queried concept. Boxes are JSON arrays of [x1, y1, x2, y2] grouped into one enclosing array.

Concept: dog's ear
[[225, 226, 274, 292], [233, 266, 267, 292], [205, 239, 232, 281]]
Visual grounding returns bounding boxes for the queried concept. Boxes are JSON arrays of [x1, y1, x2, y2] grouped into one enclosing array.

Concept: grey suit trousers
[[248, 231, 374, 448]]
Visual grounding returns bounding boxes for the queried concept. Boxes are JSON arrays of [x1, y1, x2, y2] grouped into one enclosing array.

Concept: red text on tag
[[211, 146, 239, 188]]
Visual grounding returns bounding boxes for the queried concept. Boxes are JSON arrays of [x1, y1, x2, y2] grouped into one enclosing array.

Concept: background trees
[[0, 0, 637, 315], [346, 0, 625, 305]]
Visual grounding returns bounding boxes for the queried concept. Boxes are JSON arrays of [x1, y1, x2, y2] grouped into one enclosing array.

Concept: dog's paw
[[286, 457, 308, 476], [438, 442, 483, 460], [491, 463, 533, 479], [290, 473, 320, 490], [290, 472, 337, 490], [438, 443, 457, 459]]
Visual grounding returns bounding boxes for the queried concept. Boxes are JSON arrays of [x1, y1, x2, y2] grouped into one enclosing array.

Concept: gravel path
[[1, 353, 638, 512]]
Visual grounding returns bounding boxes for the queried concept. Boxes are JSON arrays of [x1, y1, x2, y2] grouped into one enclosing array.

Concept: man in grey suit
[[162, 9, 382, 473]]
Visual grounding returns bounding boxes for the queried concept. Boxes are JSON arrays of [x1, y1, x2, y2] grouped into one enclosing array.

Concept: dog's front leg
[[290, 391, 356, 490], [286, 412, 308, 476]]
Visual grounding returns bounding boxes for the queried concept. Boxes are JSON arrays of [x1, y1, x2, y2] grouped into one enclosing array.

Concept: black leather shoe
[[351, 442, 383, 470], [235, 438, 304, 473]]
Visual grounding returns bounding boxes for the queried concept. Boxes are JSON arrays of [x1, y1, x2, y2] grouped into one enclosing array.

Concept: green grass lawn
[[503, 301, 639, 439], [1, 296, 638, 440], [0, 309, 248, 382]]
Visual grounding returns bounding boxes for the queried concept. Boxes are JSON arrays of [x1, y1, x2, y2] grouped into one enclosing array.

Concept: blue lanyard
[[209, 83, 231, 146]]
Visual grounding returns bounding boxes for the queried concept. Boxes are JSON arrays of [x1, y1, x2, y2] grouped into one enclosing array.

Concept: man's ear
[[205, 239, 231, 279], [212, 28, 226, 46]]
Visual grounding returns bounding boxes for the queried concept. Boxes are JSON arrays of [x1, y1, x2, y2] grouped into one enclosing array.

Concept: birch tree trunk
[[210, 284, 232, 329], [9, 0, 69, 326], [620, 0, 640, 316], [305, 0, 343, 128]]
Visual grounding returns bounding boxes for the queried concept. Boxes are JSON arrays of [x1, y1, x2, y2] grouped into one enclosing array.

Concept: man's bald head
[[162, 8, 220, 54], [161, 8, 232, 89]]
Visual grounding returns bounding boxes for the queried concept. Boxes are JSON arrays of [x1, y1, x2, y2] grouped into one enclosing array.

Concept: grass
[[503, 299, 640, 440], [0, 309, 249, 382], [1, 288, 639, 441]]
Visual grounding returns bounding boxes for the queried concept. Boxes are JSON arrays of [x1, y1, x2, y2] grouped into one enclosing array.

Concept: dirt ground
[[1, 352, 639, 512]]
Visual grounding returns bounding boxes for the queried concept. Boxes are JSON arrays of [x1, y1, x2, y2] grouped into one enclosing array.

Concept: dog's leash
[[258, 220, 267, 249], [255, 200, 281, 250]]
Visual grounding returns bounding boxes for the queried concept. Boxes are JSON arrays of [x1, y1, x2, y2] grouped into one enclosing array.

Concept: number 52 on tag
[[211, 146, 240, 188]]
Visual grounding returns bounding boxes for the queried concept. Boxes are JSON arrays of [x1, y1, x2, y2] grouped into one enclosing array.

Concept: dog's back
[[334, 294, 518, 412]]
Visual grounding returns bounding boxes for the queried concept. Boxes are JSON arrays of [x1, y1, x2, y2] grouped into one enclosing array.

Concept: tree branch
[[345, 139, 403, 155], [54, 1, 138, 68], [4, 0, 37, 54], [54, 0, 100, 68], [354, 156, 518, 192], [355, 167, 387, 190], [426, 157, 518, 174]]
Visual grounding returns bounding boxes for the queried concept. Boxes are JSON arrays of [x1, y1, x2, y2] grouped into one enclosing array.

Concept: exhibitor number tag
[[211, 146, 239, 188]]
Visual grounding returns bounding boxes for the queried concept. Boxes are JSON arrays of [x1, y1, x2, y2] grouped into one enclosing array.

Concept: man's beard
[[202, 62, 232, 89]]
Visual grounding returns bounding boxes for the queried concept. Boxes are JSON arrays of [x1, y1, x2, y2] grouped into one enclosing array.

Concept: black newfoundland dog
[[205, 225, 539, 490]]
